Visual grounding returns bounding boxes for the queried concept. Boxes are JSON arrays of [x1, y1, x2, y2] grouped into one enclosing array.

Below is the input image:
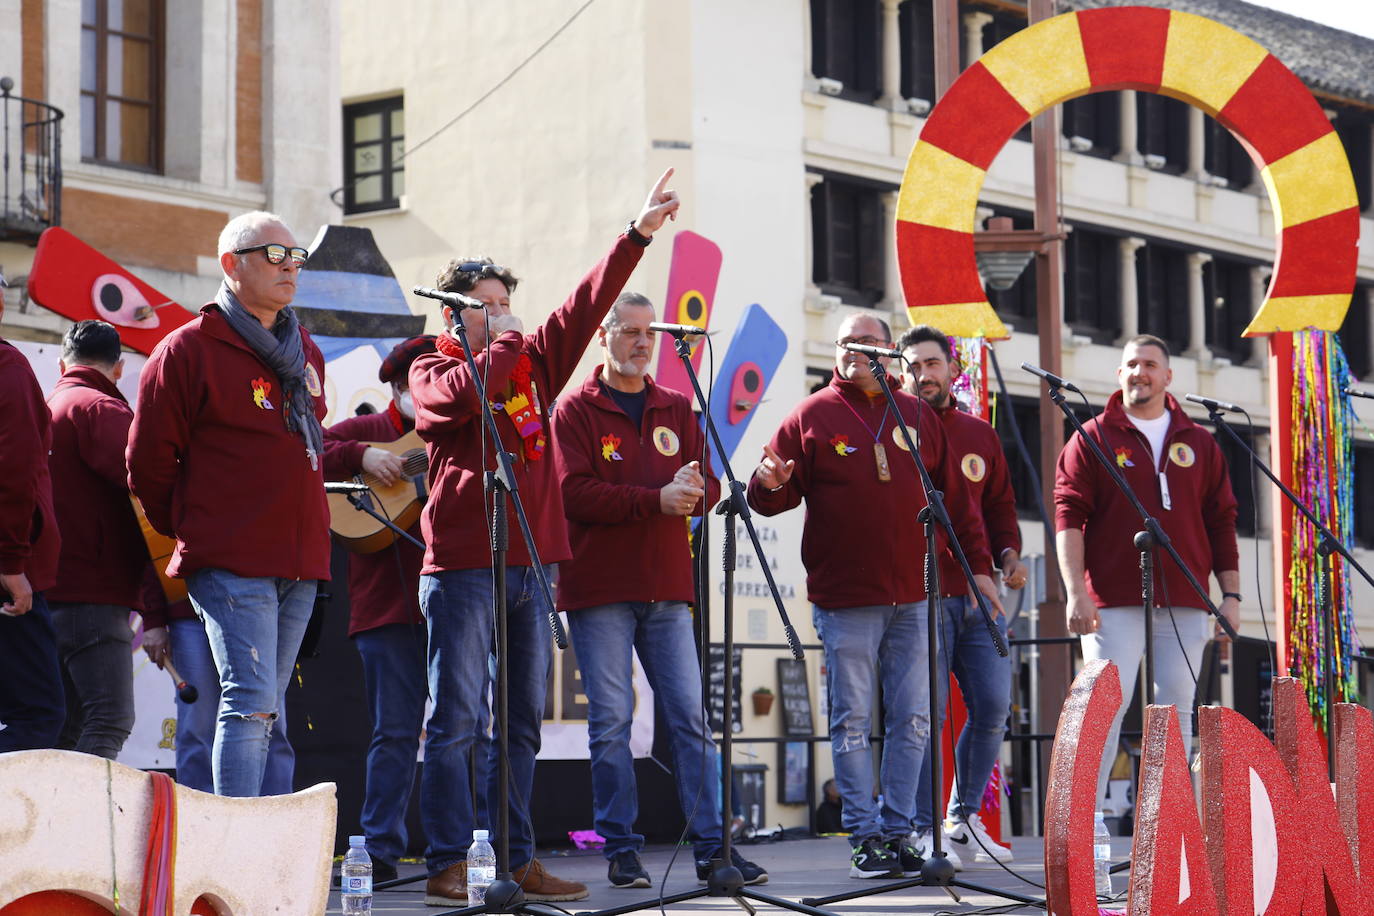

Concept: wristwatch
[[1222, 591, 1242, 602], [625, 221, 652, 247]]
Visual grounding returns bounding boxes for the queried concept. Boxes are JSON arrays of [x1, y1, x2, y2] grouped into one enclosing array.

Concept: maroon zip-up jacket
[[409, 233, 644, 574], [324, 404, 425, 636], [935, 403, 1021, 598], [553, 367, 720, 611], [46, 365, 148, 609], [0, 339, 60, 592], [1054, 391, 1239, 610], [127, 305, 330, 581], [747, 371, 993, 609]]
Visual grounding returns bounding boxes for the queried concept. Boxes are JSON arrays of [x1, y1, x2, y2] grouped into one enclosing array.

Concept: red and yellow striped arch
[[897, 6, 1359, 339]]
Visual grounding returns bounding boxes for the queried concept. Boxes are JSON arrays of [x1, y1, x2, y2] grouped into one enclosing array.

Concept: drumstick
[[163, 659, 199, 704]]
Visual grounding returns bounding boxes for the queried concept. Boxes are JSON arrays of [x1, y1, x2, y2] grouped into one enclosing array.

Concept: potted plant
[[751, 687, 774, 716]]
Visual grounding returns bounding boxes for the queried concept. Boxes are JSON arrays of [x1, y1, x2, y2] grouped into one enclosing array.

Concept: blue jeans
[[51, 603, 135, 759], [185, 569, 315, 797], [569, 601, 721, 861], [419, 566, 552, 875], [0, 592, 65, 751], [168, 617, 294, 795], [354, 622, 428, 867], [914, 597, 1011, 831], [813, 602, 929, 844]]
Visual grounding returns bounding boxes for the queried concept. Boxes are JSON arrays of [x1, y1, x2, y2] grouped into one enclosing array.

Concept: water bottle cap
[[473, 829, 489, 840], [349, 835, 366, 846], [1093, 811, 1105, 824]]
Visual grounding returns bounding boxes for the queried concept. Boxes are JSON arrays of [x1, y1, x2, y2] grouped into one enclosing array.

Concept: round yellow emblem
[[304, 363, 323, 398], [1168, 442, 1195, 468], [961, 453, 987, 483], [891, 425, 920, 452], [653, 426, 680, 457]]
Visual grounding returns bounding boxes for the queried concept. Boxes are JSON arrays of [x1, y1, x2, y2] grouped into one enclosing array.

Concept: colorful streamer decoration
[[950, 335, 988, 419], [1285, 330, 1358, 727]]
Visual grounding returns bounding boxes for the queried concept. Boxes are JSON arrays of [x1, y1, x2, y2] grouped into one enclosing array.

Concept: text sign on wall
[[776, 658, 814, 737]]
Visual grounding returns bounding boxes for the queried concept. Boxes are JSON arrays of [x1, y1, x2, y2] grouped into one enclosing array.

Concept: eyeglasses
[[235, 244, 309, 268], [455, 261, 508, 277], [835, 336, 890, 348]]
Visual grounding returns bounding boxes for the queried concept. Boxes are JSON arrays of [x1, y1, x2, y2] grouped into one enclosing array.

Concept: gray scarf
[[215, 282, 324, 469]]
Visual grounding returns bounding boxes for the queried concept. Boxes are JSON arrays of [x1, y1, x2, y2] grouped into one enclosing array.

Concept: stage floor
[[328, 834, 1133, 914]]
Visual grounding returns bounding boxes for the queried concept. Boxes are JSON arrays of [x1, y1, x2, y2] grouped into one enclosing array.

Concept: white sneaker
[[907, 829, 963, 871], [943, 814, 1013, 864]]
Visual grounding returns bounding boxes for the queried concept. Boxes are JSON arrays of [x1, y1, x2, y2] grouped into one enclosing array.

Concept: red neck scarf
[[435, 333, 546, 461]]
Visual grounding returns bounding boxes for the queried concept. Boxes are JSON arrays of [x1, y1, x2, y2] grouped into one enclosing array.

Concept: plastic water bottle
[[1093, 812, 1113, 897], [467, 829, 496, 907], [341, 835, 372, 915]]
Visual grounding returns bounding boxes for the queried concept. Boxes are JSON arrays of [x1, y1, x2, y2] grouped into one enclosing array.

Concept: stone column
[[881, 189, 903, 312], [804, 172, 825, 299], [1118, 236, 1146, 341], [1187, 104, 1206, 179], [879, 0, 904, 109], [1186, 251, 1213, 359], [1115, 90, 1141, 164], [1249, 266, 1269, 367], [963, 10, 993, 67]]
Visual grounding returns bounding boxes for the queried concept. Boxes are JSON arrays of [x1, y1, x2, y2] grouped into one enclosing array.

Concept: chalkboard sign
[[708, 646, 743, 734], [776, 658, 814, 737]]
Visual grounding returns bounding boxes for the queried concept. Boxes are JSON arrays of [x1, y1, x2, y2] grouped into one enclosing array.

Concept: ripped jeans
[[813, 602, 929, 845], [186, 569, 316, 798]]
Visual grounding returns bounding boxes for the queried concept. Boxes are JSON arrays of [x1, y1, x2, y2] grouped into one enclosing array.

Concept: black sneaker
[[608, 849, 651, 888], [372, 858, 399, 883], [849, 837, 900, 879], [885, 836, 923, 875], [695, 847, 769, 885]]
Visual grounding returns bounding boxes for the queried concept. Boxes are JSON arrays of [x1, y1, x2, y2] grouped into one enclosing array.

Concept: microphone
[[163, 659, 198, 704], [648, 321, 706, 337], [324, 481, 370, 494], [1184, 393, 1243, 413], [1346, 387, 1374, 400], [412, 286, 485, 310], [841, 342, 903, 360], [1021, 362, 1082, 393]]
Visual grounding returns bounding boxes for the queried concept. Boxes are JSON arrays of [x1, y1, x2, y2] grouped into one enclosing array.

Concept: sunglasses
[[235, 244, 310, 268], [455, 261, 508, 278]]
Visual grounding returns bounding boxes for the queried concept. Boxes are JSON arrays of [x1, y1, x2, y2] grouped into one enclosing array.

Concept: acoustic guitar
[[131, 495, 187, 604], [327, 430, 430, 553]]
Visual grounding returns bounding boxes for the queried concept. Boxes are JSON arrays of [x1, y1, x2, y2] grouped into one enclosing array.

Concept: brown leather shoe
[[512, 857, 589, 902], [424, 861, 467, 906]]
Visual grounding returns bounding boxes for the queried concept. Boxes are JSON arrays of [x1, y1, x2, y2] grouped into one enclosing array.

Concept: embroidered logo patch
[[653, 426, 680, 457], [304, 363, 322, 398], [1168, 442, 1196, 468], [251, 377, 275, 410], [601, 433, 624, 462], [1114, 446, 1134, 468], [891, 425, 919, 452], [830, 433, 857, 457], [961, 453, 987, 483]]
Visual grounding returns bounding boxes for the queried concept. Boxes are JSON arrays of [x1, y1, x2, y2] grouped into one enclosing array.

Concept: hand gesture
[[1066, 586, 1100, 635], [362, 446, 405, 487], [1, 572, 33, 616], [633, 168, 681, 238], [143, 625, 171, 669], [973, 574, 1006, 621], [487, 313, 525, 341], [674, 460, 705, 489], [1215, 595, 1240, 643], [1001, 553, 1028, 590], [754, 444, 795, 491], [660, 475, 704, 516]]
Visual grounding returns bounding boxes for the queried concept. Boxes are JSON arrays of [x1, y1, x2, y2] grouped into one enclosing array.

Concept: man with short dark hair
[[553, 293, 767, 890], [897, 324, 1022, 866], [747, 312, 1001, 879], [409, 172, 679, 906], [1054, 333, 1240, 816], [129, 210, 330, 798], [0, 297, 64, 751], [323, 334, 435, 883], [46, 319, 148, 759]]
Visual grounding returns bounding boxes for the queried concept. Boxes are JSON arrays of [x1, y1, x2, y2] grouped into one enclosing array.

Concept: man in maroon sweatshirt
[[552, 292, 768, 890], [323, 335, 434, 884], [747, 312, 1000, 879], [128, 210, 329, 798], [1054, 334, 1240, 818], [46, 320, 148, 759], [898, 324, 1023, 867], [408, 171, 679, 906], [0, 303, 64, 751]]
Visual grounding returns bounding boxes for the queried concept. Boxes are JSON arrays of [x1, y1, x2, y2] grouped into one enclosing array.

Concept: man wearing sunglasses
[[129, 210, 329, 799], [408, 170, 679, 906]]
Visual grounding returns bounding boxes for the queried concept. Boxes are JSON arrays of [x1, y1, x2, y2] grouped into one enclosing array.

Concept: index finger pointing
[[650, 167, 675, 198]]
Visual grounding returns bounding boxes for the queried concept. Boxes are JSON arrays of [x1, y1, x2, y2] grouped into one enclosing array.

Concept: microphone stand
[[803, 357, 1040, 910], [575, 330, 831, 916], [431, 309, 568, 916], [1204, 406, 1372, 776], [340, 490, 427, 551]]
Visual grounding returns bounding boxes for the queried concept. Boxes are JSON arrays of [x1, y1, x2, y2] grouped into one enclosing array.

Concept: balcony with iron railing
[[0, 76, 63, 244]]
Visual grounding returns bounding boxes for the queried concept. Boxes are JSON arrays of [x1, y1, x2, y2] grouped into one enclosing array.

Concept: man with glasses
[[409, 171, 679, 906], [551, 292, 768, 890], [746, 313, 1000, 879], [129, 210, 328, 798]]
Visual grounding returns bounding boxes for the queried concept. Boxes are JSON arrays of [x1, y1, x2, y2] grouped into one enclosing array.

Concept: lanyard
[[837, 393, 891, 443]]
